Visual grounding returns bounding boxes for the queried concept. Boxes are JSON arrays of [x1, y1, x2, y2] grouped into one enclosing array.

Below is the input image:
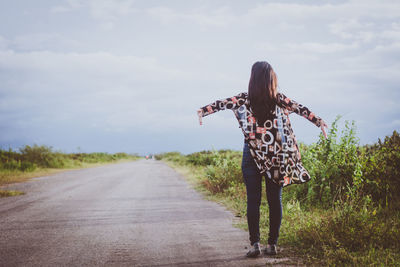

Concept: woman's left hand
[[197, 109, 203, 125], [320, 120, 328, 139]]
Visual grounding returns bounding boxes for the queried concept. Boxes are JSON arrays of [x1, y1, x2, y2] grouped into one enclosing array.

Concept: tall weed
[[203, 150, 242, 193], [286, 116, 364, 209], [361, 130, 400, 209], [157, 117, 400, 265]]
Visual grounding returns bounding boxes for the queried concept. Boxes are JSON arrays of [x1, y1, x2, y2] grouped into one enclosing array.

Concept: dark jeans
[[241, 141, 282, 245]]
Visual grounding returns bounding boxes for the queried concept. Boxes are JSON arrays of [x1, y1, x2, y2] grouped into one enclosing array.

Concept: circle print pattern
[[200, 91, 323, 187]]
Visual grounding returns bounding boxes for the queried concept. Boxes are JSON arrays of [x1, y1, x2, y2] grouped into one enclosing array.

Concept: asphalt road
[[0, 160, 292, 266]]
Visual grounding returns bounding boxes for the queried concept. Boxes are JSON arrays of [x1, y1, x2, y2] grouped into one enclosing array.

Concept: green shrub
[[2, 159, 20, 170], [186, 151, 214, 166], [202, 150, 243, 194], [19, 145, 66, 168], [155, 152, 187, 164], [285, 116, 364, 209], [0, 145, 138, 173], [361, 130, 400, 209], [156, 117, 400, 265], [0, 159, 36, 172], [20, 161, 37, 172]]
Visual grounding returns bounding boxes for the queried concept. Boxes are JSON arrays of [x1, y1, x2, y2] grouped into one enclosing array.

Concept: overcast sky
[[0, 0, 399, 155]]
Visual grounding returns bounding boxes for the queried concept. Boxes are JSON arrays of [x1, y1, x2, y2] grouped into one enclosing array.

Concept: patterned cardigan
[[200, 92, 323, 187]]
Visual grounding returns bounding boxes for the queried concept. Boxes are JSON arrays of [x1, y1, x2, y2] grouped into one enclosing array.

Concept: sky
[[0, 0, 399, 155]]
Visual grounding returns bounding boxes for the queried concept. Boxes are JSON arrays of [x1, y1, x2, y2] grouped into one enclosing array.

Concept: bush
[[202, 150, 243, 194], [361, 130, 400, 209], [0, 157, 37, 172], [285, 116, 364, 209], [154, 152, 187, 164], [156, 149, 243, 194], [1, 159, 20, 170], [157, 117, 400, 266], [20, 161, 37, 172], [19, 145, 66, 168], [186, 151, 214, 166], [0, 145, 138, 173]]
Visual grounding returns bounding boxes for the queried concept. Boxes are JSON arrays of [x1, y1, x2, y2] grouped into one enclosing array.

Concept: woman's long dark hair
[[248, 61, 278, 125]]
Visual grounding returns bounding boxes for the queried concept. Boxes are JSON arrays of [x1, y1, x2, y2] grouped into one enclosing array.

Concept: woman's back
[[199, 91, 324, 186]]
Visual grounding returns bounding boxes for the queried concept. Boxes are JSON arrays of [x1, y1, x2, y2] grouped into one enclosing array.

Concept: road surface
[[0, 160, 293, 266]]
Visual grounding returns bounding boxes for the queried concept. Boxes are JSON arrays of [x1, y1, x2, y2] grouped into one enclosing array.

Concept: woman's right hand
[[320, 120, 328, 139], [197, 109, 203, 125]]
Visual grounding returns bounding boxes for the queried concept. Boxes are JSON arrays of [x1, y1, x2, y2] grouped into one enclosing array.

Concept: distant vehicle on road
[[145, 154, 155, 160]]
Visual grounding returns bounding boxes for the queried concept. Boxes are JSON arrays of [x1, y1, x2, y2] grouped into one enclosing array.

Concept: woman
[[197, 61, 328, 257]]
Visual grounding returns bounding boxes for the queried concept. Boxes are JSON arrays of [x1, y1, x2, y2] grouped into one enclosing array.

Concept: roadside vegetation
[[0, 145, 140, 196], [156, 116, 400, 266]]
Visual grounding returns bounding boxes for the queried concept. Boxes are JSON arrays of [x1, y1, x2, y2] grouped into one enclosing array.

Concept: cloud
[[244, 0, 400, 22], [50, 6, 72, 13], [381, 29, 400, 41], [0, 48, 197, 141], [258, 41, 359, 54], [143, 1, 400, 33], [51, 0, 84, 13], [392, 120, 400, 126], [50, 0, 137, 29], [11, 33, 82, 52], [146, 6, 235, 28], [329, 18, 400, 45], [0, 35, 8, 50], [0, 49, 185, 81], [88, 0, 136, 21], [1, 0, 399, 153]]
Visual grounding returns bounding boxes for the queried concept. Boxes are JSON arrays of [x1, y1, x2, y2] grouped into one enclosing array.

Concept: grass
[[0, 189, 25, 197], [162, 158, 400, 266], [0, 146, 140, 197], [155, 126, 400, 266]]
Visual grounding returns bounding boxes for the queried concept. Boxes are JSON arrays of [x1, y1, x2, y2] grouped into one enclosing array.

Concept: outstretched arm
[[276, 92, 328, 138], [197, 92, 247, 125]]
